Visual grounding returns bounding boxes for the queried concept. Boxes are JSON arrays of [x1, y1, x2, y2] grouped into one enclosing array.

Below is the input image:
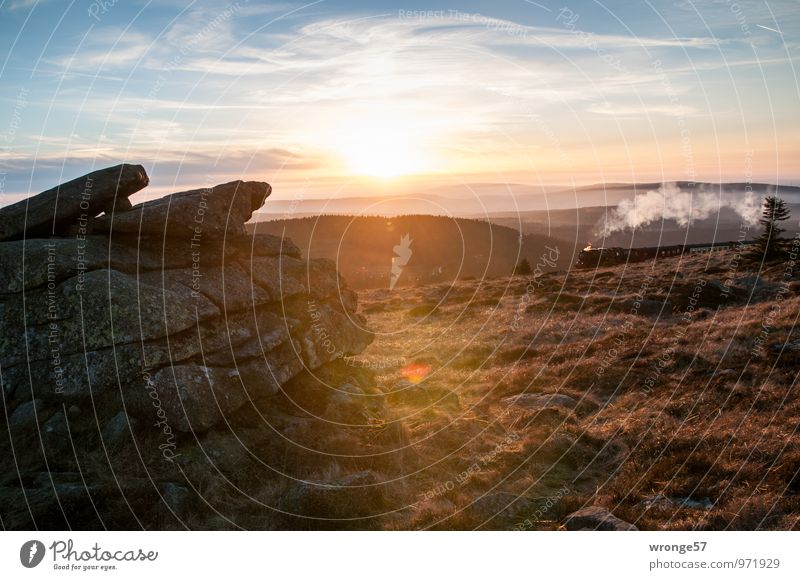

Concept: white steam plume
[[597, 183, 762, 237]]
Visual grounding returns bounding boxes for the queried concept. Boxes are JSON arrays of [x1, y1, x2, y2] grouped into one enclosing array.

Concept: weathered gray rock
[[669, 279, 740, 309], [102, 411, 137, 448], [109, 233, 231, 272], [0, 237, 106, 294], [300, 303, 373, 368], [199, 309, 301, 366], [3, 339, 173, 401], [279, 471, 385, 523], [0, 164, 149, 241], [734, 276, 780, 301], [194, 430, 254, 473], [1, 268, 220, 367], [244, 255, 308, 301], [641, 494, 713, 511], [244, 256, 341, 303], [275, 360, 382, 424], [0, 235, 263, 295], [158, 482, 194, 514], [277, 378, 384, 426], [41, 411, 70, 452], [130, 364, 250, 433], [181, 426, 299, 486], [2, 306, 309, 402], [8, 399, 49, 431], [94, 180, 270, 240], [0, 480, 108, 529], [126, 353, 318, 434], [235, 356, 294, 399], [324, 384, 370, 424], [233, 233, 301, 259], [621, 298, 669, 317], [772, 339, 800, 354], [564, 506, 638, 531], [706, 279, 733, 297], [152, 262, 272, 313]]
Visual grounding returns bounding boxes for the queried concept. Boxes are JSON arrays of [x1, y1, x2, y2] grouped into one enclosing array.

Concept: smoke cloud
[[597, 183, 762, 236]]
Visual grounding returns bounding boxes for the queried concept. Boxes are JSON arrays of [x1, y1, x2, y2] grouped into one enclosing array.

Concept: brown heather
[[354, 250, 800, 530]]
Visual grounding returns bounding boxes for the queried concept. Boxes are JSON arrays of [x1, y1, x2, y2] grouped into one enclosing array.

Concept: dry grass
[[354, 250, 800, 529]]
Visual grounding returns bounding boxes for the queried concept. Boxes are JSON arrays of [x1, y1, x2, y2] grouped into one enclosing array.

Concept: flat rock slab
[[564, 506, 638, 531], [0, 164, 148, 241], [94, 180, 271, 240], [502, 393, 578, 411]]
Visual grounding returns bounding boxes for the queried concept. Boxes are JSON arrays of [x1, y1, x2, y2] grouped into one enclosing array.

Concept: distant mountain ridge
[[254, 181, 800, 218]]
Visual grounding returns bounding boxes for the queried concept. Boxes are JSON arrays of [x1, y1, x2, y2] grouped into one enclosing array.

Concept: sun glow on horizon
[[335, 115, 434, 178]]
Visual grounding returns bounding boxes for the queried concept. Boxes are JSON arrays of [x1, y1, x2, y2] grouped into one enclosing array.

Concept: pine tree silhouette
[[752, 196, 790, 260], [514, 258, 532, 276]]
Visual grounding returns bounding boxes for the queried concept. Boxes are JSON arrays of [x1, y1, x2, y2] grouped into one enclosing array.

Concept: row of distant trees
[[513, 195, 794, 274]]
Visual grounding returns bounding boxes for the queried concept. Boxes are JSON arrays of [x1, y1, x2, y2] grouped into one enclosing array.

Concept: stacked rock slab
[[0, 163, 148, 241], [0, 166, 388, 530]]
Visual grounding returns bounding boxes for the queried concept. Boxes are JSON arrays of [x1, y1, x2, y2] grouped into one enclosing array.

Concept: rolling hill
[[249, 215, 567, 290]]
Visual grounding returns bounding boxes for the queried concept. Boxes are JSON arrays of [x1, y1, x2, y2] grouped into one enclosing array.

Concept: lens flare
[[401, 362, 432, 384]]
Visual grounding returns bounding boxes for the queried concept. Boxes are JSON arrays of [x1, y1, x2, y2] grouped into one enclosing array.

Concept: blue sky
[[0, 0, 798, 206]]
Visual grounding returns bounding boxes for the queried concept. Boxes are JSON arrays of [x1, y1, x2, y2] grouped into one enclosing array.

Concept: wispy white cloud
[[585, 102, 700, 118], [4, 0, 46, 11], [50, 29, 152, 71], [163, 2, 242, 53], [4, 5, 799, 195]]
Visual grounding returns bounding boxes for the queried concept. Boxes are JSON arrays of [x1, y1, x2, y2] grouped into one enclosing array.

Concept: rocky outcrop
[[93, 180, 271, 239], [563, 506, 638, 531], [0, 165, 383, 530], [0, 164, 148, 241]]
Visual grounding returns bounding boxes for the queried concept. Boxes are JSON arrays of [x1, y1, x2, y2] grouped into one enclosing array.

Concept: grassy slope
[[354, 250, 800, 530]]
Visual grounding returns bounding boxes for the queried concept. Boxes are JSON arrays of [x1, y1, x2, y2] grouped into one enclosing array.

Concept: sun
[[335, 116, 429, 178]]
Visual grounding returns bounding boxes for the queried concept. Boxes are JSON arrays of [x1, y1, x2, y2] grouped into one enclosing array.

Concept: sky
[[0, 0, 798, 209]]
